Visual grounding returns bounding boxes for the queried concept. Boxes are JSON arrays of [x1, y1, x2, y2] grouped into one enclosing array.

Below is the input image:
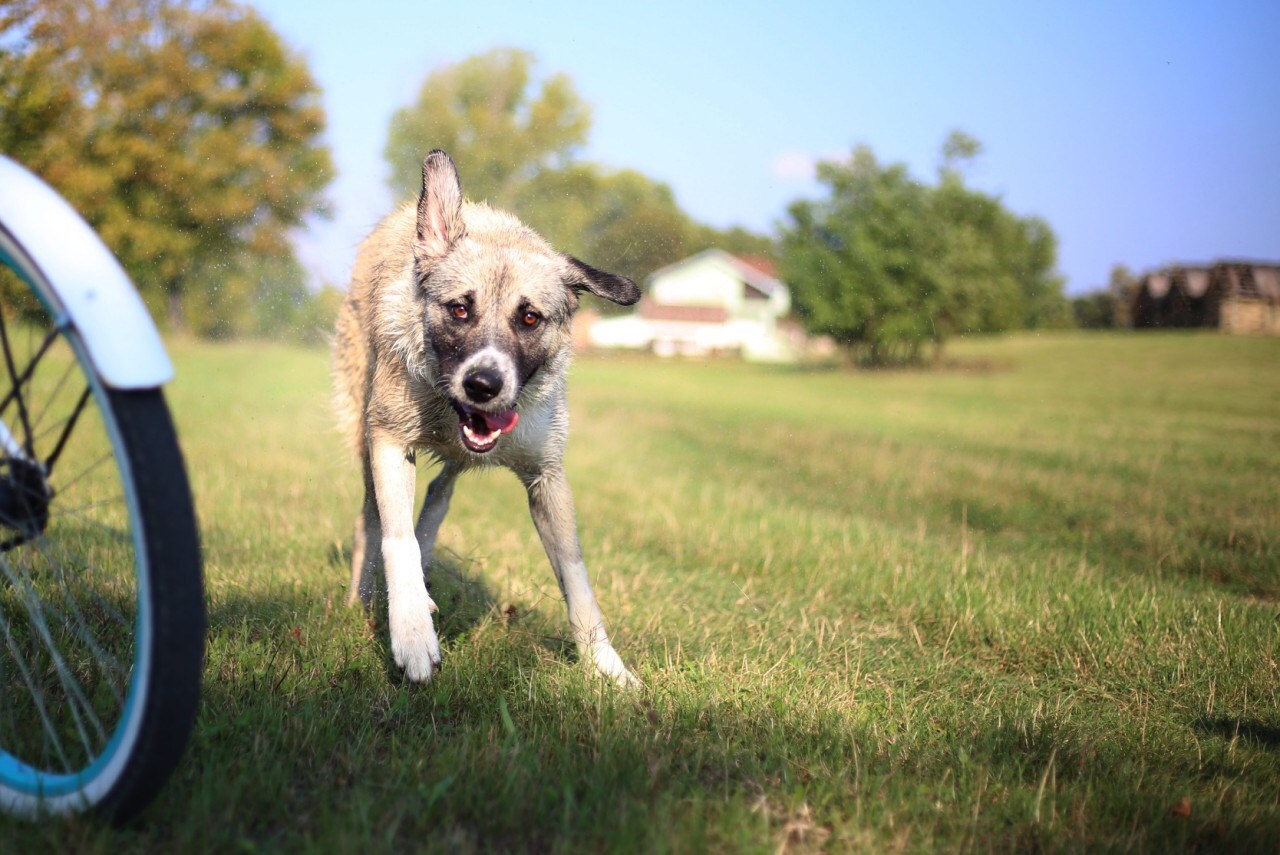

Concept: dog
[[332, 150, 641, 687]]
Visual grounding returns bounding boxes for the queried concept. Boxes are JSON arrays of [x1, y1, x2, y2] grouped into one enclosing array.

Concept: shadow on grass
[[1194, 715, 1280, 749]]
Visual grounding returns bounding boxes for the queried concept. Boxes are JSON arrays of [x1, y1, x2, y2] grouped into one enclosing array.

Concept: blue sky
[[249, 0, 1280, 296]]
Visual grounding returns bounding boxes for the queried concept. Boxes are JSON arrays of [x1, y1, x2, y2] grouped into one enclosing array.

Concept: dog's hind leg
[[414, 462, 461, 607], [347, 454, 380, 609], [523, 466, 638, 688]]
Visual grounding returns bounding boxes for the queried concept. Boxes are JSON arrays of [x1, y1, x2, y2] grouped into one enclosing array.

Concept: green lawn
[[5, 331, 1279, 851]]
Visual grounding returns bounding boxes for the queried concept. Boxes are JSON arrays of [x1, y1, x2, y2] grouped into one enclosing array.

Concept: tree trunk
[[167, 290, 185, 333]]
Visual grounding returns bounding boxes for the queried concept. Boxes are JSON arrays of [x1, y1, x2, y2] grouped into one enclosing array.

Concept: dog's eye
[[521, 311, 541, 328], [449, 304, 469, 320]]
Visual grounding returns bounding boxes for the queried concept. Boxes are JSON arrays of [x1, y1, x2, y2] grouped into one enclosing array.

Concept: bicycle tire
[[0, 229, 204, 823]]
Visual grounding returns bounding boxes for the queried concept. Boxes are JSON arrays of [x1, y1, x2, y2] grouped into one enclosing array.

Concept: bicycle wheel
[[0, 227, 204, 821]]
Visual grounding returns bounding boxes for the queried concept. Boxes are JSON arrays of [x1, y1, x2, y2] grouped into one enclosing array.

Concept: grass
[[3, 330, 1278, 852]]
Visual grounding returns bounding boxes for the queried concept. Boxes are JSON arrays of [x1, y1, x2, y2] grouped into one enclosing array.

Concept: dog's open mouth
[[452, 401, 519, 454]]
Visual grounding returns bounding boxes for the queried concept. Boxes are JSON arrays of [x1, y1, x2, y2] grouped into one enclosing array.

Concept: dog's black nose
[[462, 367, 503, 403]]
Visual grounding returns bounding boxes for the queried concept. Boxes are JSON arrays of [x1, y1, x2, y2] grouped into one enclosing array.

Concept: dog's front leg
[[523, 466, 638, 687], [370, 431, 440, 683]]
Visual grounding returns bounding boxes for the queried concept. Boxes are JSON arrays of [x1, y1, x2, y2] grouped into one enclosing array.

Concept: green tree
[[932, 170, 1025, 341], [782, 146, 944, 364], [0, 0, 333, 331], [782, 134, 1067, 365], [1012, 216, 1073, 329], [1072, 290, 1117, 328], [181, 252, 317, 341], [689, 224, 779, 266], [1107, 263, 1138, 328], [385, 48, 589, 207], [934, 130, 1070, 336], [512, 164, 693, 305]]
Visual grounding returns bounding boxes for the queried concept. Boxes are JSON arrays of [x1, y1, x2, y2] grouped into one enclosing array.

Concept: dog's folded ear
[[562, 257, 641, 306], [415, 150, 465, 261]]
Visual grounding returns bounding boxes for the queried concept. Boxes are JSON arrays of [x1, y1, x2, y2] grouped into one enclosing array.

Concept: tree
[[0, 0, 333, 331], [934, 130, 1070, 334], [782, 134, 1068, 365], [1072, 290, 1116, 329], [517, 165, 696, 284], [782, 146, 945, 364], [385, 48, 590, 207], [689, 224, 779, 267], [1107, 263, 1138, 328]]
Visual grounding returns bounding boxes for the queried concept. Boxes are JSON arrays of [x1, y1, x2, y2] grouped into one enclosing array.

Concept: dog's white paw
[[588, 642, 640, 689], [389, 596, 441, 683]]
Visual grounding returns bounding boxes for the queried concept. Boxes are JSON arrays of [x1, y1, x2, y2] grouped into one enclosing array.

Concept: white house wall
[[650, 258, 747, 313], [587, 314, 653, 349], [766, 282, 791, 318]]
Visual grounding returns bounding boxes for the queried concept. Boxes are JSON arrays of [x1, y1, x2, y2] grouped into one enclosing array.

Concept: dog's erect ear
[[415, 150, 464, 261], [563, 256, 642, 306]]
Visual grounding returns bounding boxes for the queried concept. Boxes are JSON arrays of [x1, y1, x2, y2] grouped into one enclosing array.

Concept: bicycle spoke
[[34, 535, 130, 695], [0, 324, 58, 426], [28, 356, 78, 438], [29, 535, 115, 749], [0, 547, 84, 772], [51, 494, 127, 521], [47, 449, 114, 496], [0, 543, 110, 765], [49, 498, 131, 543], [0, 315, 39, 458], [43, 386, 91, 475], [0, 600, 74, 774]]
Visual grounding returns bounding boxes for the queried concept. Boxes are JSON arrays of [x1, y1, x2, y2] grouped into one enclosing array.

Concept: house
[[585, 249, 796, 360], [1130, 261, 1280, 335]]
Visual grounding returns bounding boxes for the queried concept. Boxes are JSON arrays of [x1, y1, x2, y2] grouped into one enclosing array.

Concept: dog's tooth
[[460, 420, 499, 450]]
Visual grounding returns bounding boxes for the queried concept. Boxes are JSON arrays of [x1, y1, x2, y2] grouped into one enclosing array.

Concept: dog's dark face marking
[[409, 151, 638, 455], [431, 291, 550, 387], [421, 254, 573, 454], [427, 272, 566, 441]]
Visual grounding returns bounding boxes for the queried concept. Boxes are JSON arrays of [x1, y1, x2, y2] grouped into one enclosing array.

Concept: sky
[[248, 0, 1280, 296]]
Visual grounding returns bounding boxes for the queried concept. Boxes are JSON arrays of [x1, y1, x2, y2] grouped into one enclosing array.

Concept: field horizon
[[3, 330, 1278, 852]]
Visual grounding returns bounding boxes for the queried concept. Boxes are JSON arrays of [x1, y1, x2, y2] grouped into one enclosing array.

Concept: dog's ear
[[415, 150, 465, 261], [562, 256, 641, 306]]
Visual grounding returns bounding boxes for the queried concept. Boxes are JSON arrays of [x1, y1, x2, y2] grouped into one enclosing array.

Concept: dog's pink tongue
[[477, 410, 519, 435]]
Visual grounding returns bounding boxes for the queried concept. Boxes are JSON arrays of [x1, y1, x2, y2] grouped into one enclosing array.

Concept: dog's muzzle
[[449, 348, 521, 454]]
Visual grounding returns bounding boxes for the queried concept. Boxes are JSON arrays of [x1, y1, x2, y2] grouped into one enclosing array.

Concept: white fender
[[0, 155, 172, 389]]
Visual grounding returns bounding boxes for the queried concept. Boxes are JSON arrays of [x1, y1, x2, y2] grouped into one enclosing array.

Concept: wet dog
[[332, 150, 640, 686]]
